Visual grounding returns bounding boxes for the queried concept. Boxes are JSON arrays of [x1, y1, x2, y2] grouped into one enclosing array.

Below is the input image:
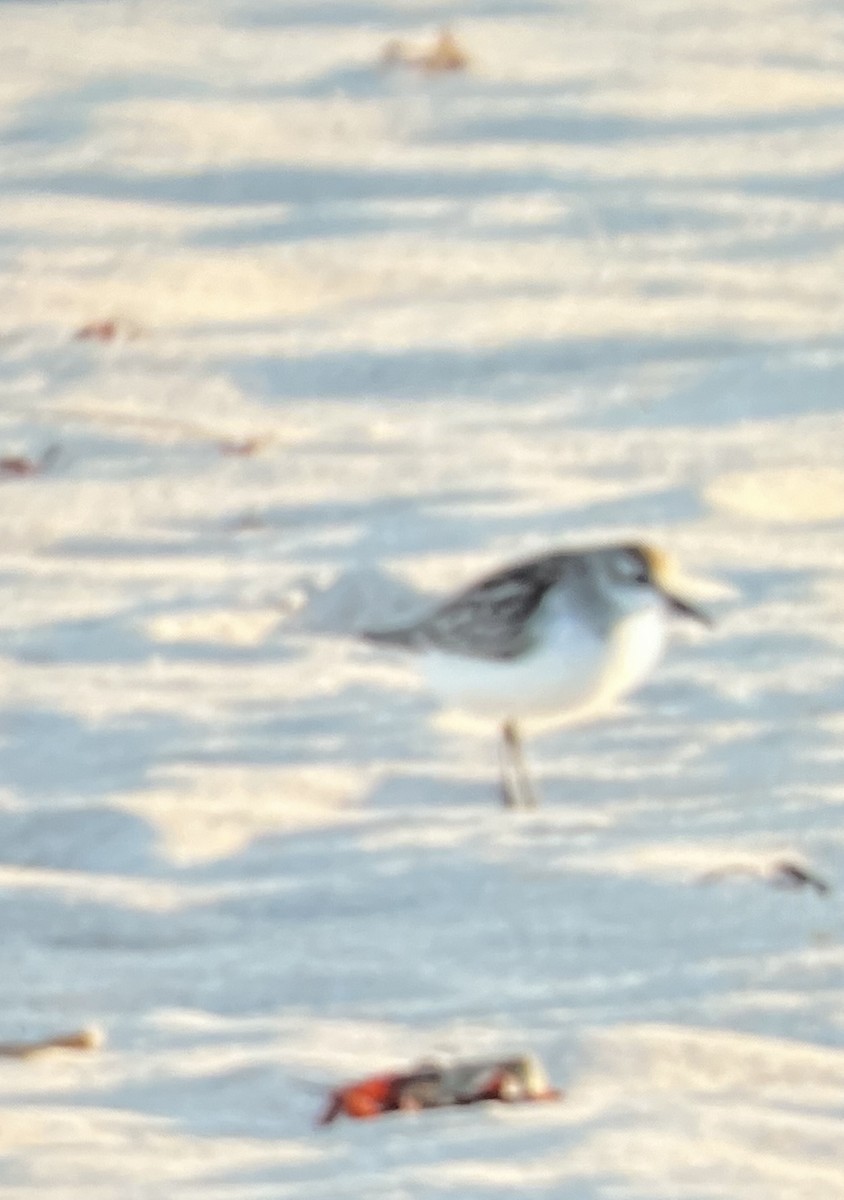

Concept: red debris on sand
[[0, 455, 41, 477], [75, 319, 143, 342], [0, 445, 60, 478], [217, 437, 269, 457], [318, 1054, 561, 1125]]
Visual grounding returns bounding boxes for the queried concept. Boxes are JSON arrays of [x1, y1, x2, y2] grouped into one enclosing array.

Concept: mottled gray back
[[362, 550, 602, 661]]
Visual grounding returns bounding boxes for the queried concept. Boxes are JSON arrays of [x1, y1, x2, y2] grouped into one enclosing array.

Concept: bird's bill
[[642, 547, 714, 627], [664, 590, 711, 626]]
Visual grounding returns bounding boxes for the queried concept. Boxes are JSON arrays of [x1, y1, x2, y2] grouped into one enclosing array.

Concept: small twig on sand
[[768, 860, 831, 895], [699, 859, 831, 896], [40, 406, 277, 454]]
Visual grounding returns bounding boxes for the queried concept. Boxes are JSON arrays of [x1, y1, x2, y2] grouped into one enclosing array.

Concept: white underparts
[[420, 605, 668, 724]]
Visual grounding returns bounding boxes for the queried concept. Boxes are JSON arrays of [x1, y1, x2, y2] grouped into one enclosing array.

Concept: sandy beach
[[1, 1, 843, 1196]]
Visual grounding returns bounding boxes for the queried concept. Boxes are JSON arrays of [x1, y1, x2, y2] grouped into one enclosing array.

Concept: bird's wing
[[363, 554, 569, 661]]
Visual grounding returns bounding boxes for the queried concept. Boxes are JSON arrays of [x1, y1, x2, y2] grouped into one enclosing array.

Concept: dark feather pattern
[[362, 553, 572, 661]]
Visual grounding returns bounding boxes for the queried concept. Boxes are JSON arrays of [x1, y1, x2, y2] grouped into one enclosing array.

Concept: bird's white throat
[[596, 603, 668, 706]]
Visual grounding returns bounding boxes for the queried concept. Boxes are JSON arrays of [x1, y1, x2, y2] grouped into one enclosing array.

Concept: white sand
[[1, 0, 843, 1195]]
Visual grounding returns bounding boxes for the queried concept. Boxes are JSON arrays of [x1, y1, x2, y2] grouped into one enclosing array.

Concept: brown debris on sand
[[382, 28, 470, 73], [0, 1026, 103, 1060]]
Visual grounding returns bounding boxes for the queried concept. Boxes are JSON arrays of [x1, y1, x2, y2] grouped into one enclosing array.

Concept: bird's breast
[[420, 612, 609, 721], [420, 605, 667, 723]]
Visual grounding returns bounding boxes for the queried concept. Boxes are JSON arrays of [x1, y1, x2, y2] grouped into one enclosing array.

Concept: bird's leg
[[498, 720, 539, 809], [498, 728, 519, 809]]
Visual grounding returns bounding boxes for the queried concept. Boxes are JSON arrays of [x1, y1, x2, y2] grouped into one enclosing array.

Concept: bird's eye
[[614, 551, 650, 585]]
